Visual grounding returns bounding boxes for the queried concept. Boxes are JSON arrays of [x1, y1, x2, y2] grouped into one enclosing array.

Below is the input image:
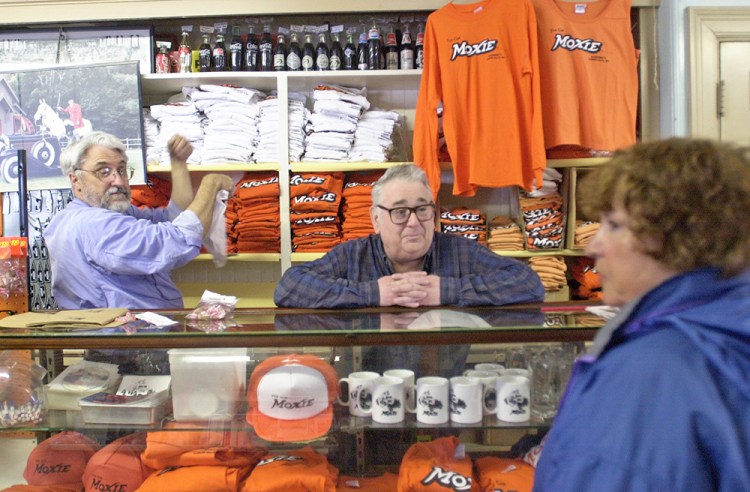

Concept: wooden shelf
[[147, 162, 279, 173]]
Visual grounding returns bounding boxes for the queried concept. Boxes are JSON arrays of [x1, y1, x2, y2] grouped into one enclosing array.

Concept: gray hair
[[371, 164, 432, 207], [60, 131, 128, 177]]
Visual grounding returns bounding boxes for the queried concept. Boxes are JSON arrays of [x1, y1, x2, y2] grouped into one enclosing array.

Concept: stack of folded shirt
[[148, 101, 205, 164], [303, 85, 369, 162], [233, 172, 281, 252], [224, 196, 239, 254], [520, 192, 565, 250], [142, 109, 161, 166], [574, 220, 600, 248], [139, 424, 267, 492], [130, 174, 171, 209], [255, 94, 308, 163], [528, 256, 568, 291], [349, 110, 401, 162], [289, 172, 344, 252], [184, 84, 265, 164], [440, 206, 487, 243], [528, 167, 563, 197], [487, 216, 525, 251], [242, 447, 338, 491], [341, 171, 383, 241], [288, 93, 308, 162]]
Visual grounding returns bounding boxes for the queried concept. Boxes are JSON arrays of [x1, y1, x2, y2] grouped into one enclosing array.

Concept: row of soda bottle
[[158, 23, 425, 73]]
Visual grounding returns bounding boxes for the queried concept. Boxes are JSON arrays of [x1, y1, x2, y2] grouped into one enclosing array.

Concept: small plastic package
[[0, 350, 47, 427], [0, 237, 27, 302], [186, 290, 238, 321], [45, 360, 121, 411]]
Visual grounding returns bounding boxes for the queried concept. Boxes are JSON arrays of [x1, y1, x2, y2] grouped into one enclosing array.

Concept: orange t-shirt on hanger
[[413, 0, 546, 198]]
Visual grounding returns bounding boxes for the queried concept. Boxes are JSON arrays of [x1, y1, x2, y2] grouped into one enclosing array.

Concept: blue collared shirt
[[44, 198, 203, 309], [274, 232, 544, 308]]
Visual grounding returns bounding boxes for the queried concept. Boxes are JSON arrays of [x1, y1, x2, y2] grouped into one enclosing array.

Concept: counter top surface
[[0, 302, 605, 349]]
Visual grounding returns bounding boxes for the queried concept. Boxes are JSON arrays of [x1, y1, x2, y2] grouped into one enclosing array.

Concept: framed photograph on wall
[[0, 26, 153, 74], [0, 60, 146, 192]]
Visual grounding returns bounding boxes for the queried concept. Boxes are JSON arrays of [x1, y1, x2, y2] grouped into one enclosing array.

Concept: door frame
[[689, 7, 750, 139]]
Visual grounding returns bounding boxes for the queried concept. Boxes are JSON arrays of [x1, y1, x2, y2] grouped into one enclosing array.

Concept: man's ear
[[370, 206, 381, 233], [69, 172, 82, 194]]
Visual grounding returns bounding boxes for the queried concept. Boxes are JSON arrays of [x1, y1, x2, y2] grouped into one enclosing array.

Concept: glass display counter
[[0, 303, 606, 480]]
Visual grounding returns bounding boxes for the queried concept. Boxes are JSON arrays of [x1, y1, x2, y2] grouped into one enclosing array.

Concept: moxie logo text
[[551, 34, 602, 53], [89, 478, 128, 492], [450, 39, 497, 60], [34, 463, 71, 474], [271, 397, 315, 410], [421, 466, 473, 491]]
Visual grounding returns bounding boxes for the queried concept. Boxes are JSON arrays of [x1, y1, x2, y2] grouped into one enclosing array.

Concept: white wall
[[658, 0, 750, 137]]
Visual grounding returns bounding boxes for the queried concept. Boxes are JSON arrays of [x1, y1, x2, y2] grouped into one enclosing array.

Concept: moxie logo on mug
[[418, 391, 443, 416], [375, 390, 402, 416], [504, 389, 529, 416]]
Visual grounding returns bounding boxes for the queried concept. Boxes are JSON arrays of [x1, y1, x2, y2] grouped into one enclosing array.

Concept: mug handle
[[336, 378, 350, 406], [405, 384, 416, 413], [482, 384, 497, 414]]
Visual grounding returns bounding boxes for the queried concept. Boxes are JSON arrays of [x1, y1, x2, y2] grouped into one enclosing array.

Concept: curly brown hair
[[579, 138, 750, 276]]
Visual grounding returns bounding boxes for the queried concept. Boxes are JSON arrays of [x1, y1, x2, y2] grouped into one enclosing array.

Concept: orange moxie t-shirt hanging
[[413, 0, 546, 198]]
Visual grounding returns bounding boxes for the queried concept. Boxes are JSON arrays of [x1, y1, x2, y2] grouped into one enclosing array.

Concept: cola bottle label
[[400, 49, 414, 69], [316, 53, 329, 70], [329, 55, 341, 70]]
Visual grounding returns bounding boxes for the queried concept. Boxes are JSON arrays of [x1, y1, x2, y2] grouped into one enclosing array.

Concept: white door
[[719, 41, 750, 146]]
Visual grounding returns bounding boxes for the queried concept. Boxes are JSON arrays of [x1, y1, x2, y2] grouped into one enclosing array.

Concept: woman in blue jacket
[[534, 138, 750, 491]]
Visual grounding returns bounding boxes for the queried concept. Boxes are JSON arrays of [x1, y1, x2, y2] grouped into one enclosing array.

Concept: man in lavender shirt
[[44, 131, 233, 309]]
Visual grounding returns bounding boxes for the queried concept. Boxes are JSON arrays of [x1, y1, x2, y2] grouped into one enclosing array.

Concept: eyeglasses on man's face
[[75, 166, 135, 181], [377, 203, 437, 225]]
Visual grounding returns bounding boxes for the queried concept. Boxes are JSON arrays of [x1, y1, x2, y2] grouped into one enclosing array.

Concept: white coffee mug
[[362, 375, 412, 424], [473, 362, 505, 375], [500, 368, 530, 378], [337, 371, 380, 417], [384, 369, 416, 409], [495, 375, 531, 423], [413, 376, 450, 424], [464, 370, 498, 416], [449, 376, 483, 424]]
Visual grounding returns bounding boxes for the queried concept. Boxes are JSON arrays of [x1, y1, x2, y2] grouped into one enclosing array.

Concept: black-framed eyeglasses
[[377, 203, 436, 225], [75, 166, 135, 181]]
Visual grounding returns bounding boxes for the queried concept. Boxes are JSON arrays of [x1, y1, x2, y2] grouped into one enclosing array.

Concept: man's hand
[[378, 271, 441, 307], [167, 134, 193, 165], [200, 173, 235, 193]]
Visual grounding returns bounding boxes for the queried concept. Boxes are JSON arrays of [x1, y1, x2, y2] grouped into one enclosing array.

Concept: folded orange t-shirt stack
[[341, 171, 383, 241], [241, 446, 339, 492], [396, 436, 478, 491], [439, 207, 486, 243], [574, 220, 600, 248], [234, 172, 281, 253], [528, 255, 567, 291], [224, 196, 239, 253], [130, 175, 171, 208], [487, 216, 525, 251], [289, 172, 344, 252], [520, 192, 564, 250]]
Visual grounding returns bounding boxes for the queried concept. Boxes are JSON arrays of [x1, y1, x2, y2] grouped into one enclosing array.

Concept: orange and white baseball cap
[[23, 430, 99, 488], [246, 354, 337, 442], [82, 432, 153, 492]]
